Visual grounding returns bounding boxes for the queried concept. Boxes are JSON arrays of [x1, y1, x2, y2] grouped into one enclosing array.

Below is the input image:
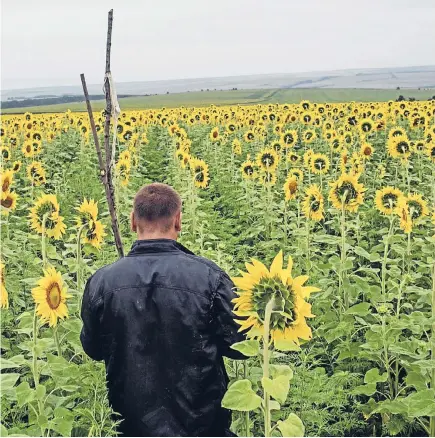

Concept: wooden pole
[[79, 9, 124, 258]]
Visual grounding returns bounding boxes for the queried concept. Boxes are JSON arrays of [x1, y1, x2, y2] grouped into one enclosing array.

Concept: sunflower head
[[258, 170, 277, 187], [310, 153, 330, 175], [241, 160, 257, 180], [1, 190, 18, 214], [32, 267, 70, 327], [0, 261, 9, 309], [190, 158, 210, 189], [257, 148, 279, 171], [29, 194, 66, 239], [329, 174, 365, 213], [360, 143, 374, 159], [375, 187, 404, 215], [232, 251, 319, 345], [1, 170, 14, 194], [284, 175, 298, 201], [302, 185, 324, 222]]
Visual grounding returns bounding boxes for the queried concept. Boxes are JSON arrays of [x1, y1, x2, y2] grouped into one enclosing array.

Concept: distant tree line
[[396, 95, 435, 102], [1, 94, 135, 109]]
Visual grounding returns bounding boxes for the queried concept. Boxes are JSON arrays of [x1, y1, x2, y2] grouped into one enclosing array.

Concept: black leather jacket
[[80, 239, 246, 437]]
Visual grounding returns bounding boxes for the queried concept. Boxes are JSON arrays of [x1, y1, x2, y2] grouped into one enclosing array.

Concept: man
[[80, 183, 246, 437]]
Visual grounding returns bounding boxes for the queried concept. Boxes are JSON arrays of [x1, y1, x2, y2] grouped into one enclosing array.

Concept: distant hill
[[1, 65, 434, 102]]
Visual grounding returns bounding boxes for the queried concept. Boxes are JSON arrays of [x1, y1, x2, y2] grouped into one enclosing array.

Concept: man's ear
[[174, 210, 182, 233], [130, 211, 137, 232]]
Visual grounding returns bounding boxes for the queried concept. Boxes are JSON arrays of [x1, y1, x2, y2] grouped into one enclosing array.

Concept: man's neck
[[136, 232, 177, 241]]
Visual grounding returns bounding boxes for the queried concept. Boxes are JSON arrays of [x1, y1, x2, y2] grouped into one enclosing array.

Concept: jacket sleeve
[[211, 272, 248, 360], [80, 276, 104, 361]]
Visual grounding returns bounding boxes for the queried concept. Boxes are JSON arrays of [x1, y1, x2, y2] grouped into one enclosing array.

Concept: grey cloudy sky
[[1, 0, 435, 90]]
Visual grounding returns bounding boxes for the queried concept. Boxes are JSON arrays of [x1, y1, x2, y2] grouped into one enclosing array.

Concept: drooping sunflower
[[256, 148, 279, 171], [310, 153, 330, 175], [425, 142, 435, 163], [232, 250, 319, 345], [32, 267, 70, 327], [328, 173, 365, 213], [29, 194, 66, 239], [0, 261, 8, 309], [116, 158, 131, 187], [241, 159, 257, 180], [375, 187, 404, 215], [1, 170, 14, 195], [190, 158, 210, 189], [387, 135, 412, 160], [302, 185, 324, 221], [176, 151, 191, 169], [27, 161, 46, 186], [76, 198, 98, 226], [1, 191, 18, 214], [360, 143, 374, 159], [281, 130, 298, 148], [83, 219, 106, 248], [283, 175, 298, 201], [399, 193, 429, 228]]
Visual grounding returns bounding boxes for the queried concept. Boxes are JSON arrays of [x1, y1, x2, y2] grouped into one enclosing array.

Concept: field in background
[[2, 88, 434, 114]]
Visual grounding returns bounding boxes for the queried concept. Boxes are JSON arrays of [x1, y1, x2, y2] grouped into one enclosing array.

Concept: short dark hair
[[133, 183, 181, 230]]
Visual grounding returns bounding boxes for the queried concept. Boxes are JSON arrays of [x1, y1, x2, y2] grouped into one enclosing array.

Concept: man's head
[[131, 183, 182, 240]]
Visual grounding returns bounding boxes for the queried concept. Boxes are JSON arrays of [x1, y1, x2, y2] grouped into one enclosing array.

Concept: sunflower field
[[1, 99, 435, 437]]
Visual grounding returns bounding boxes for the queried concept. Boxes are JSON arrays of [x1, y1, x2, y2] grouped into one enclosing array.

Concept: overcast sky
[[1, 0, 435, 90]]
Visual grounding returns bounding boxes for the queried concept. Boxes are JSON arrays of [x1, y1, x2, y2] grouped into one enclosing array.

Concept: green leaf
[[16, 382, 35, 408], [0, 423, 7, 437], [261, 375, 290, 404], [0, 356, 25, 370], [354, 246, 371, 260], [405, 371, 427, 391], [269, 400, 281, 410], [274, 338, 301, 352], [37, 414, 48, 430], [277, 413, 305, 437], [221, 380, 262, 411], [270, 364, 294, 381], [364, 368, 388, 384], [230, 340, 260, 357], [404, 389, 435, 417], [1, 373, 20, 390], [35, 385, 46, 401], [52, 407, 74, 437], [353, 383, 376, 396], [345, 302, 371, 316]]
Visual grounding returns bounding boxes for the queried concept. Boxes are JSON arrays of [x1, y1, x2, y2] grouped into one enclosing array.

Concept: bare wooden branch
[[104, 9, 113, 171]]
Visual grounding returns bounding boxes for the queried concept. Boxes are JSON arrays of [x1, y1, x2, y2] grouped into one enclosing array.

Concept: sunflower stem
[[77, 224, 86, 311], [305, 218, 311, 275], [381, 216, 395, 298], [244, 361, 250, 437], [262, 297, 274, 438], [53, 325, 62, 357], [339, 197, 348, 310], [430, 260, 435, 437], [41, 213, 49, 269]]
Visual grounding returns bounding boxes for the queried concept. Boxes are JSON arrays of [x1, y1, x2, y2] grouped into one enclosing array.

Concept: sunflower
[[387, 135, 412, 160], [375, 187, 404, 215], [209, 127, 220, 142], [241, 159, 257, 180], [0, 262, 8, 309], [287, 151, 300, 165], [31, 130, 42, 142], [1, 170, 14, 194], [232, 139, 242, 155], [256, 148, 279, 171], [232, 250, 319, 345], [29, 194, 66, 239], [22, 141, 34, 158], [283, 175, 298, 201], [359, 118, 374, 135], [349, 152, 365, 177], [388, 126, 406, 139], [12, 161, 22, 172], [32, 267, 70, 327], [300, 112, 313, 125], [244, 130, 255, 142], [27, 161, 46, 186], [329, 174, 365, 213], [190, 158, 210, 189], [289, 168, 303, 182], [271, 140, 283, 153], [116, 159, 131, 187], [76, 198, 98, 227], [303, 129, 317, 144], [303, 149, 314, 167], [360, 143, 374, 159], [302, 185, 324, 221], [176, 151, 190, 169], [1, 146, 10, 161], [83, 219, 106, 248], [281, 130, 298, 148], [399, 193, 429, 228], [1, 191, 18, 213], [310, 153, 330, 175]]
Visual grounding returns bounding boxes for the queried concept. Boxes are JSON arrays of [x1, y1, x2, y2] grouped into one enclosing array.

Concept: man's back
[[80, 239, 245, 437]]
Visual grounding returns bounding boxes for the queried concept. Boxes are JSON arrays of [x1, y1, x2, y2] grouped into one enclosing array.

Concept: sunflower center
[[287, 180, 297, 194], [335, 181, 358, 204], [314, 158, 325, 169], [46, 283, 61, 309], [1, 197, 13, 208], [251, 275, 296, 330], [261, 153, 275, 167], [363, 147, 372, 156], [284, 134, 294, 144], [382, 193, 398, 209], [309, 196, 320, 212], [407, 200, 423, 220], [396, 141, 409, 154], [2, 179, 11, 192]]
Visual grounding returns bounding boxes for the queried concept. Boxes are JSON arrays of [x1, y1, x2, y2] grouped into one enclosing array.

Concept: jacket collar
[[128, 239, 195, 256]]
